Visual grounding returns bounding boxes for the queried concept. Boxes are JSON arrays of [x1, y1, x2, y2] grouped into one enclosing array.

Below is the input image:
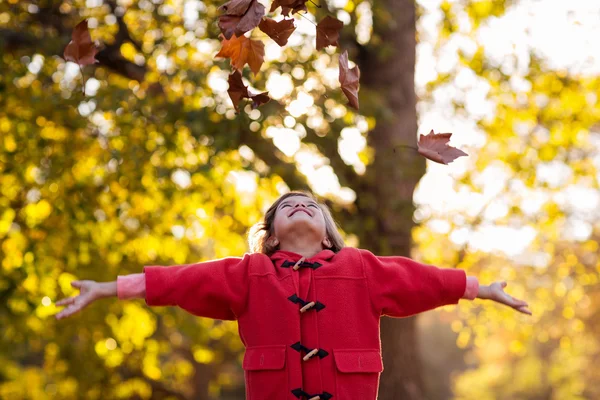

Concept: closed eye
[[281, 203, 318, 209]]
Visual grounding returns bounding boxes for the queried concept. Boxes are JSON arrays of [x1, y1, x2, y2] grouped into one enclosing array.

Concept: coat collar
[[270, 249, 336, 268]]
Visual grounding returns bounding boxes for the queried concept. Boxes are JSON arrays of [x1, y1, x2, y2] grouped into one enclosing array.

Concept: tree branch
[[302, 123, 363, 190], [0, 29, 37, 52], [238, 126, 310, 191], [0, 2, 148, 82], [104, 0, 144, 52]]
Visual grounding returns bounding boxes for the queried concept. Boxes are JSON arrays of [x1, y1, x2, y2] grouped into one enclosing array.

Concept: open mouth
[[289, 209, 311, 217]]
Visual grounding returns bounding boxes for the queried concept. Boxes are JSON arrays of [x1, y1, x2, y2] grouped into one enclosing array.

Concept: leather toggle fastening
[[291, 388, 333, 400], [290, 342, 329, 361], [288, 294, 326, 312], [281, 259, 323, 270]]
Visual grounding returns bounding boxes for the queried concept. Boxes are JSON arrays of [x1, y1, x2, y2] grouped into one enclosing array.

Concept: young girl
[[55, 191, 530, 400]]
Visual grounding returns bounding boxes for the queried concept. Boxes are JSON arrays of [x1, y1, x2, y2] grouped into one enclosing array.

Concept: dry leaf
[[218, 0, 253, 15], [270, 0, 308, 16], [227, 70, 271, 112], [258, 17, 296, 46], [228, 71, 250, 111], [250, 92, 270, 109], [338, 50, 360, 110], [417, 130, 468, 164], [63, 20, 98, 66], [244, 38, 265, 74], [316, 16, 343, 50], [218, 15, 243, 40], [215, 34, 265, 75], [236, 0, 266, 36], [218, 0, 265, 39]]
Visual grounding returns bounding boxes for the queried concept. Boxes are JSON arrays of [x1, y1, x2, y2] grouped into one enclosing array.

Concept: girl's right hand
[[55, 280, 103, 320]]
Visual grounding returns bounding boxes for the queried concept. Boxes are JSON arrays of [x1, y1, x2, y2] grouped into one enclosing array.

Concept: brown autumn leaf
[[218, 0, 265, 39], [218, 0, 253, 15], [338, 50, 360, 110], [316, 16, 343, 50], [270, 0, 308, 16], [243, 38, 265, 75], [228, 70, 250, 111], [218, 15, 242, 40], [227, 70, 271, 112], [258, 18, 296, 46], [250, 92, 270, 109], [63, 20, 98, 66], [417, 130, 468, 164], [215, 34, 265, 75], [236, 1, 266, 35]]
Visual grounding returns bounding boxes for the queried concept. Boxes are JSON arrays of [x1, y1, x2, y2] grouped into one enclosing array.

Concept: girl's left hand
[[485, 281, 532, 315]]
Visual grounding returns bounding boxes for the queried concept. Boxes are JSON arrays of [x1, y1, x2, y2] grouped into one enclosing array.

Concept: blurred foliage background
[[1, 0, 599, 399]]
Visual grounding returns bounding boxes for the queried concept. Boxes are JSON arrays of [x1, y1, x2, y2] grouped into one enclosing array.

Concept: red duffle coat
[[143, 247, 468, 400]]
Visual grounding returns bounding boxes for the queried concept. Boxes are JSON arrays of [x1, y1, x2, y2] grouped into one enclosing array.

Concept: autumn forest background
[[1, 0, 600, 399]]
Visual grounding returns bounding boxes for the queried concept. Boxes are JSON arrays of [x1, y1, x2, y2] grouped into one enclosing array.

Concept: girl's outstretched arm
[[55, 280, 118, 320], [56, 254, 252, 321], [477, 281, 531, 315]]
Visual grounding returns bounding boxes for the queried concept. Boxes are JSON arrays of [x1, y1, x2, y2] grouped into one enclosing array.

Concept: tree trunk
[[357, 0, 428, 399]]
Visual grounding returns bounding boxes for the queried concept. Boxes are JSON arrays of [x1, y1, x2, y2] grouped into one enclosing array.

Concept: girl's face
[[272, 195, 328, 244]]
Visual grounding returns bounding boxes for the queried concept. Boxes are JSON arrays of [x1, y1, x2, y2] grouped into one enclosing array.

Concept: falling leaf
[[218, 0, 253, 15], [227, 71, 270, 112], [215, 34, 265, 75], [417, 130, 468, 164], [218, 0, 265, 39], [218, 15, 243, 40], [338, 50, 360, 110], [250, 92, 270, 109], [227, 71, 250, 112], [316, 16, 343, 50], [244, 39, 265, 75], [236, 1, 266, 36], [63, 20, 98, 67], [270, 0, 308, 16], [258, 18, 296, 46], [63, 19, 99, 96]]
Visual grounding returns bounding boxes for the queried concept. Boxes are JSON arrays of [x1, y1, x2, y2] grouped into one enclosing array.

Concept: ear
[[268, 237, 279, 247], [323, 237, 332, 248]]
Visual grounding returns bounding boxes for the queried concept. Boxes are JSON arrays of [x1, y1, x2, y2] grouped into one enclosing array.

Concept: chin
[[282, 219, 323, 233]]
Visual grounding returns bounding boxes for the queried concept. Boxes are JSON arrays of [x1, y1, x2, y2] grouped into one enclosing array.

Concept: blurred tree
[[412, 1, 600, 399]]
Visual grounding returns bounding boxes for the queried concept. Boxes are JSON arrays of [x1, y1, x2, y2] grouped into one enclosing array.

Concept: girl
[[55, 191, 530, 400]]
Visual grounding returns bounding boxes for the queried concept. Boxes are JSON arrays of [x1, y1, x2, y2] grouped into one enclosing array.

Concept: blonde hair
[[248, 191, 345, 256]]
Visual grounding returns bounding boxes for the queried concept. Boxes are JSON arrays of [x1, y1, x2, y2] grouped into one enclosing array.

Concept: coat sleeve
[[463, 276, 479, 300], [359, 249, 467, 318], [117, 273, 146, 299], [143, 253, 252, 320]]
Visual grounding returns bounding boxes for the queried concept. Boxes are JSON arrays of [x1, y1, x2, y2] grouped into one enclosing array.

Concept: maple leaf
[[270, 0, 308, 16], [227, 70, 250, 111], [258, 18, 296, 46], [417, 130, 468, 164], [227, 70, 270, 112], [218, 0, 253, 15], [243, 38, 265, 75], [63, 20, 98, 67], [249, 92, 270, 109], [338, 50, 360, 110], [316, 16, 343, 50], [237, 1, 266, 36], [218, 15, 242, 40], [218, 0, 265, 39], [63, 19, 99, 96], [215, 34, 265, 75]]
